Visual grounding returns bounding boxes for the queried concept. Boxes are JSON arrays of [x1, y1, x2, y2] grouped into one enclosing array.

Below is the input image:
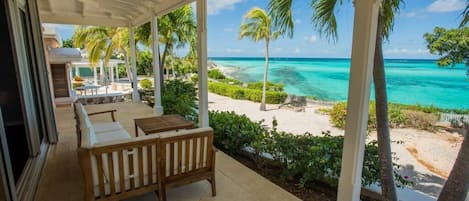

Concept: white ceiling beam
[[154, 0, 194, 16], [40, 14, 128, 27]]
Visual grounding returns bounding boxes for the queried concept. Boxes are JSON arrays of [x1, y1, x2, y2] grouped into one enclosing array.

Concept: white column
[[337, 1, 381, 201], [110, 63, 115, 82], [129, 26, 141, 102], [100, 60, 104, 85], [151, 15, 164, 115], [75, 66, 80, 76], [196, 0, 209, 127], [93, 65, 98, 85]]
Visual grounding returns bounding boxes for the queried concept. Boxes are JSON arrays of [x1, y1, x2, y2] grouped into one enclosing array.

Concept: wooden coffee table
[[134, 114, 195, 136]]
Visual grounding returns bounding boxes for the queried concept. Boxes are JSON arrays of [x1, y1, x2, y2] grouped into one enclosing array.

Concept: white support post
[[110, 63, 114, 83], [196, 0, 209, 127], [100, 60, 104, 85], [129, 25, 140, 102], [151, 15, 164, 115], [75, 66, 80, 76], [337, 0, 381, 201], [93, 65, 98, 85]]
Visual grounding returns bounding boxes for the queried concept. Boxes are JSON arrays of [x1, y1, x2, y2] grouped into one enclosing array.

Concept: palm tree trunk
[[373, 17, 398, 201], [260, 39, 269, 111], [437, 133, 469, 201]]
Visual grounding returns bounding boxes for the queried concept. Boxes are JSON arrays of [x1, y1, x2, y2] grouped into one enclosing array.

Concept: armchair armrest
[[88, 110, 117, 122]]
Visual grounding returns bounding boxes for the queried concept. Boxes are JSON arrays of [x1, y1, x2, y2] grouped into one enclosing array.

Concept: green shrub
[[329, 102, 408, 130], [217, 78, 243, 85], [139, 80, 197, 118], [190, 74, 198, 83], [208, 82, 287, 104], [139, 79, 152, 89], [208, 69, 226, 79], [391, 103, 469, 114], [162, 80, 197, 118], [209, 111, 411, 188], [209, 111, 265, 154], [72, 82, 85, 89], [247, 81, 284, 92], [403, 110, 438, 132], [260, 130, 381, 187]]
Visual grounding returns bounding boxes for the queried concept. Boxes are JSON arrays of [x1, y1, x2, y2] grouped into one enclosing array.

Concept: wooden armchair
[[158, 128, 217, 199], [78, 136, 164, 201]]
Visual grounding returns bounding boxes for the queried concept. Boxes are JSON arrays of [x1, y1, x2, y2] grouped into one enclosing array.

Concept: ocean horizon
[[210, 57, 469, 110]]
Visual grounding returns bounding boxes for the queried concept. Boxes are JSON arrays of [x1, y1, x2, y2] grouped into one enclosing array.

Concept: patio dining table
[[134, 114, 195, 137], [75, 85, 100, 96]]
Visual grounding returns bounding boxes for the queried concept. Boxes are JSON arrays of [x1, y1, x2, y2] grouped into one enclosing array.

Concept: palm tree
[[239, 7, 282, 111], [437, 130, 469, 201], [460, 1, 469, 27], [136, 5, 196, 88], [268, 0, 402, 200], [73, 26, 134, 83], [437, 7, 469, 201]]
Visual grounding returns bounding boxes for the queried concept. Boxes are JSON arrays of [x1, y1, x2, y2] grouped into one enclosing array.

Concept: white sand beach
[[207, 92, 463, 198]]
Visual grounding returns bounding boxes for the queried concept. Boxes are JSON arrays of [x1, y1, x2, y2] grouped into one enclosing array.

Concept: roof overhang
[[48, 48, 82, 63], [38, 0, 195, 27]]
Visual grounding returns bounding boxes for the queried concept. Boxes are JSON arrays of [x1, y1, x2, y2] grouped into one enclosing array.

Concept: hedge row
[[329, 102, 439, 131], [208, 82, 288, 104], [246, 81, 284, 92], [208, 111, 411, 188]]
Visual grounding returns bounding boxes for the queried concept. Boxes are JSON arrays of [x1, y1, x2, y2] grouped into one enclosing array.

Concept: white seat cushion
[[94, 129, 131, 145], [93, 122, 124, 134]]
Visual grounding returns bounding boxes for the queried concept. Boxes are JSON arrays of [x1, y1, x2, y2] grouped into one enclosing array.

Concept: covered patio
[[35, 0, 384, 200], [35, 102, 300, 201]]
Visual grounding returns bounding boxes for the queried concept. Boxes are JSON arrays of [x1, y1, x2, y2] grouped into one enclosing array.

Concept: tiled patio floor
[[35, 102, 300, 201]]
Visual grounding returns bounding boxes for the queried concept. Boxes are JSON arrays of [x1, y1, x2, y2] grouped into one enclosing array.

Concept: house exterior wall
[[0, 0, 59, 200]]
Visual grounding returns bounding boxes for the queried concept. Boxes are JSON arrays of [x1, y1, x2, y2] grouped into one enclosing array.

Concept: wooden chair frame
[[159, 130, 217, 198], [78, 138, 165, 201]]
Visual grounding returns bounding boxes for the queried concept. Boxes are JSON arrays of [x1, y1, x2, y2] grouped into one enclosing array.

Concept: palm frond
[[380, 0, 403, 40], [268, 0, 294, 38], [310, 0, 342, 42], [239, 7, 272, 42], [460, 1, 469, 27]]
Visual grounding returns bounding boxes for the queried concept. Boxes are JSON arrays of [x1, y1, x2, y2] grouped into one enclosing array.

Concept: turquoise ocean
[[210, 57, 469, 109]]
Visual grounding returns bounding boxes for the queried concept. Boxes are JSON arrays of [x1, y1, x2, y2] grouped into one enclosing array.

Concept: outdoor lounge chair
[[278, 95, 307, 112], [74, 102, 217, 201]]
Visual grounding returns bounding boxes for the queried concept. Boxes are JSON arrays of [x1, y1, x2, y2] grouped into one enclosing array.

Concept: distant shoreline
[[208, 60, 469, 112], [209, 57, 441, 62]]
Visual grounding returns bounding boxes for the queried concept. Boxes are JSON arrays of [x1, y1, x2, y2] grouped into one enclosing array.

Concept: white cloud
[[402, 11, 417, 18], [384, 48, 429, 55], [294, 19, 302, 24], [427, 0, 466, 13], [225, 48, 242, 53], [207, 0, 244, 15], [303, 35, 318, 43], [293, 48, 301, 54]]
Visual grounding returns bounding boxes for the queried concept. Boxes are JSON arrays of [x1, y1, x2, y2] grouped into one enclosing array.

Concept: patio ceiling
[[38, 0, 194, 27]]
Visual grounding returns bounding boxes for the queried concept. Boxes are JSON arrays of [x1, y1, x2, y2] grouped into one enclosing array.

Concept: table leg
[[135, 124, 138, 137]]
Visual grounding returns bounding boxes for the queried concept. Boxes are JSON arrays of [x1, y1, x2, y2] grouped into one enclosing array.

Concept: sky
[[53, 0, 467, 59]]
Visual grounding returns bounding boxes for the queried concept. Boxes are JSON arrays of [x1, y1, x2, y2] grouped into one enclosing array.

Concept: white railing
[[439, 113, 469, 122]]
